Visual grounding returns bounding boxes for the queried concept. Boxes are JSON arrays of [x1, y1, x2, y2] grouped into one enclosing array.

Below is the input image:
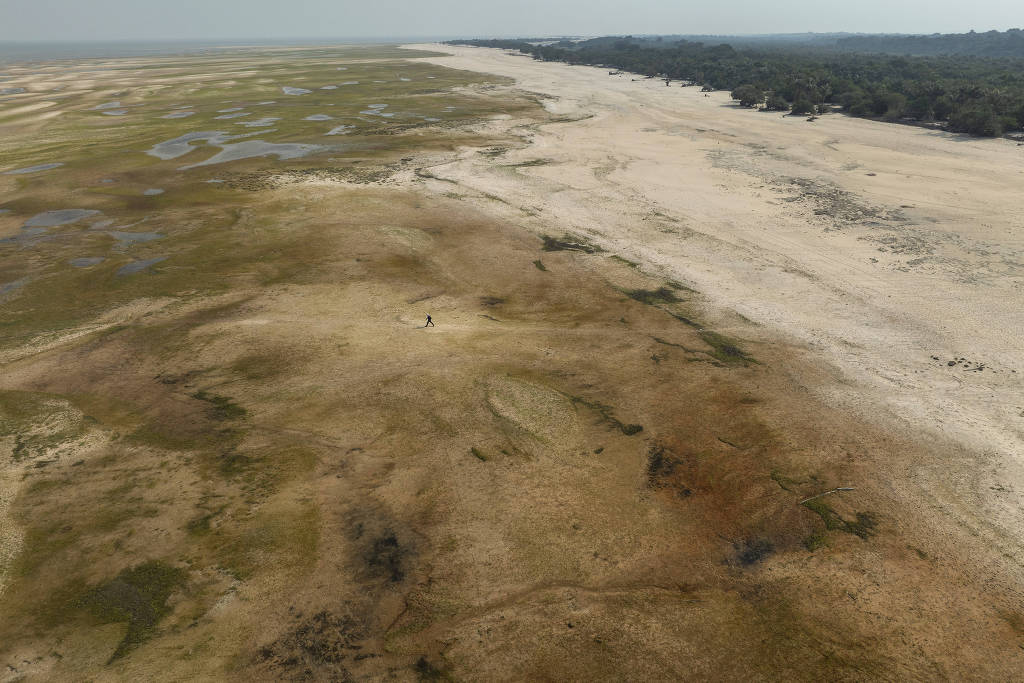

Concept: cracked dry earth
[[1, 43, 1023, 680]]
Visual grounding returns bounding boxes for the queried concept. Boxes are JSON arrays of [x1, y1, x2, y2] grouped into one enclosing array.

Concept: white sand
[[408, 44, 1024, 537]]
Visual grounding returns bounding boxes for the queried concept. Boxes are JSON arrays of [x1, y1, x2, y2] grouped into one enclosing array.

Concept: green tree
[[906, 95, 935, 120], [882, 93, 908, 120], [765, 93, 789, 111], [791, 98, 815, 115], [934, 95, 955, 120], [731, 84, 764, 107], [949, 103, 1003, 136]]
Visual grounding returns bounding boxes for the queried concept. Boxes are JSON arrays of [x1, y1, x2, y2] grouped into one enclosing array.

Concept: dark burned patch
[[506, 158, 553, 168], [568, 394, 642, 436], [646, 444, 692, 498], [541, 234, 602, 253], [733, 538, 775, 567], [651, 336, 698, 353], [191, 390, 247, 421], [349, 514, 414, 585], [415, 655, 447, 680], [368, 533, 405, 582], [78, 560, 187, 662], [154, 369, 202, 386], [647, 444, 679, 481], [802, 499, 877, 539], [258, 609, 366, 680]]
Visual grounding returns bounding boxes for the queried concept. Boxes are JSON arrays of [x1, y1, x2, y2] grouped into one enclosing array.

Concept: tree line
[[447, 36, 1024, 137], [836, 29, 1024, 58]]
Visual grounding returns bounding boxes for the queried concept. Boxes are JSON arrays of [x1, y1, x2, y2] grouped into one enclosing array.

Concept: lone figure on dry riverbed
[[425, 315, 434, 327]]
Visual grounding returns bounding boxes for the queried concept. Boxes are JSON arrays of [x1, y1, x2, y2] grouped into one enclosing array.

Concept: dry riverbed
[[0, 43, 1021, 680]]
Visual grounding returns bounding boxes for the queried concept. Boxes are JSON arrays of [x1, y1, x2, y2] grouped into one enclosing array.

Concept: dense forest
[[448, 34, 1024, 137], [656, 29, 1024, 58], [836, 29, 1024, 57]]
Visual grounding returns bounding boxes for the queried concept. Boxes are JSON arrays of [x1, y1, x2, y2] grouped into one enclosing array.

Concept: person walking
[[425, 314, 434, 327]]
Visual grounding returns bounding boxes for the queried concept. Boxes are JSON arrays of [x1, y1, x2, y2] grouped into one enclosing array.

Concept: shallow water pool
[[3, 163, 63, 175], [24, 209, 100, 227], [117, 257, 166, 276], [69, 257, 105, 267]]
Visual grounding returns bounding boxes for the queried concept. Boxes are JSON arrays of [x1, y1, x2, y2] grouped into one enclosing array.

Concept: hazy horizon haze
[[0, 0, 1020, 42]]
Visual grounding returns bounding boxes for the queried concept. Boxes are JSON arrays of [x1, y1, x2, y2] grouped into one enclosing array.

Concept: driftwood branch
[[799, 487, 855, 505]]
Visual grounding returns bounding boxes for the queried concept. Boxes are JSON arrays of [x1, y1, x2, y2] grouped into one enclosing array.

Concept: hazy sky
[[0, 0, 1020, 42]]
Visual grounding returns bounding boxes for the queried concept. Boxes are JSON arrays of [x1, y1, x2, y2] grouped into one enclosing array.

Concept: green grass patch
[[25, 478, 71, 495], [185, 509, 221, 536], [625, 287, 680, 305], [698, 330, 758, 365], [78, 560, 188, 662], [207, 502, 319, 580], [0, 391, 87, 462], [229, 350, 293, 381], [126, 423, 213, 452], [907, 545, 929, 560], [532, 259, 547, 271], [803, 532, 829, 551], [770, 469, 802, 493], [610, 255, 640, 269], [665, 310, 703, 328], [190, 390, 247, 421]]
